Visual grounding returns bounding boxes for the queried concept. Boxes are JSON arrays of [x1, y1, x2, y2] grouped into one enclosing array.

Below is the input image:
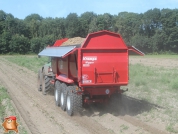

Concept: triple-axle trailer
[[38, 30, 144, 116]]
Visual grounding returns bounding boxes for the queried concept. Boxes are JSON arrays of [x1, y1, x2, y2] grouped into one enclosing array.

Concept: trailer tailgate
[[80, 49, 128, 86]]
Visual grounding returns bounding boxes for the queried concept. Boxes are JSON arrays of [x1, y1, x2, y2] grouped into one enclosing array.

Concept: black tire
[[60, 83, 67, 111], [37, 69, 42, 91], [42, 76, 51, 95], [66, 85, 82, 116], [45, 76, 51, 91], [54, 81, 61, 106]]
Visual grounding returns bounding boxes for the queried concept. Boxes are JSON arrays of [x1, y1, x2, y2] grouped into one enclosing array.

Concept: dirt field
[[0, 56, 173, 134], [129, 56, 178, 69]]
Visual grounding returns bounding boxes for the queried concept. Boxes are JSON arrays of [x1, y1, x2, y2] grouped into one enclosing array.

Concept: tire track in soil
[[0, 57, 110, 134], [119, 115, 168, 134], [108, 94, 169, 134], [0, 68, 40, 133], [0, 59, 63, 134]]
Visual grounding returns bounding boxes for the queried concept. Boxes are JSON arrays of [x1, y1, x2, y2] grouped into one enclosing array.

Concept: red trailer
[[38, 30, 144, 116]]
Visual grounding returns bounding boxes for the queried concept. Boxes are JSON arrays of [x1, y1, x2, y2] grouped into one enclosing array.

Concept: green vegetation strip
[[149, 55, 178, 59], [0, 86, 9, 118], [0, 86, 28, 134], [126, 63, 178, 133], [4, 55, 48, 73], [131, 54, 178, 59], [129, 63, 178, 93]]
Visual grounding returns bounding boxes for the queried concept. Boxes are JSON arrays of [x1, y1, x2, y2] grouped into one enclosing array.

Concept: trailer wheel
[[42, 76, 51, 95], [37, 69, 42, 91], [66, 88, 74, 116], [60, 83, 67, 111], [55, 81, 61, 106], [66, 86, 82, 116]]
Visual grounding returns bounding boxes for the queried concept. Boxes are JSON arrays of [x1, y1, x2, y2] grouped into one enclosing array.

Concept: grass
[[130, 54, 178, 59], [0, 86, 28, 134], [0, 87, 9, 118], [128, 63, 178, 93], [119, 124, 129, 133], [120, 124, 129, 130], [3, 55, 48, 73], [126, 63, 178, 133]]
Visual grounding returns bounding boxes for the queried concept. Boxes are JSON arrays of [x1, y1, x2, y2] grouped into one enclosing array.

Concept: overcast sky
[[0, 0, 178, 19]]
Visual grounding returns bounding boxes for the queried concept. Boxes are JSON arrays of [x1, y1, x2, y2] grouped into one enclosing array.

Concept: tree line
[[0, 8, 178, 54]]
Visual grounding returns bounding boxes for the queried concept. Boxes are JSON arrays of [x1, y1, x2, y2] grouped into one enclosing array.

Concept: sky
[[0, 0, 178, 19]]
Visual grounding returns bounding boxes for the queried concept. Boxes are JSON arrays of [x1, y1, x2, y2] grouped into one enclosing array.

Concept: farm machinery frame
[[38, 30, 144, 116]]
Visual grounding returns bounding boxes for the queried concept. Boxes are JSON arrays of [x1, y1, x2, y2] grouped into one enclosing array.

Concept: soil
[[129, 56, 178, 69], [0, 56, 170, 134], [61, 37, 85, 46]]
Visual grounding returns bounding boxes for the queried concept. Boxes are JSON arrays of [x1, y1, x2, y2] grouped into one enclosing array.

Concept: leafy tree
[[79, 12, 97, 36], [115, 12, 141, 43], [88, 13, 114, 33], [30, 37, 43, 53], [0, 10, 6, 34], [24, 14, 43, 22], [65, 13, 81, 37], [15, 19, 31, 37], [0, 9, 178, 54], [24, 14, 43, 38], [130, 34, 152, 52], [0, 31, 11, 53], [42, 35, 55, 47], [54, 18, 66, 39], [160, 9, 178, 51], [141, 8, 161, 37], [151, 30, 167, 52], [9, 34, 30, 54], [88, 16, 98, 33]]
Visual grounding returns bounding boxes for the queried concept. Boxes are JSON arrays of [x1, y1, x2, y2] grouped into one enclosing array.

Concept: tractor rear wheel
[[37, 69, 42, 91], [66, 85, 82, 116], [60, 83, 67, 111], [42, 76, 51, 95], [55, 81, 61, 106]]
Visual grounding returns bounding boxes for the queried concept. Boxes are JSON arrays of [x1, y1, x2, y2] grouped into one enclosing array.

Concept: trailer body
[[38, 30, 144, 115]]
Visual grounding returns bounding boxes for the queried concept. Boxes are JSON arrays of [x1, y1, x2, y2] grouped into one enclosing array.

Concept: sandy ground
[[0, 56, 170, 134], [61, 37, 85, 46], [129, 56, 178, 69]]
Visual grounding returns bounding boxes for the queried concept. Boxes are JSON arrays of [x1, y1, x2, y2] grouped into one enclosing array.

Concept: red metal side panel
[[79, 49, 128, 86], [56, 75, 74, 83], [53, 38, 68, 47], [57, 57, 68, 76]]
